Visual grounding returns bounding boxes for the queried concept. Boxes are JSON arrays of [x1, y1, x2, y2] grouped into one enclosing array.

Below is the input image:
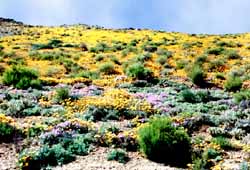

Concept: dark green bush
[[125, 63, 153, 80], [0, 45, 4, 51], [224, 50, 241, 59], [181, 89, 197, 103], [31, 39, 63, 50], [142, 44, 158, 52], [0, 122, 17, 142], [95, 54, 104, 61], [234, 90, 250, 104], [98, 62, 116, 75], [76, 71, 100, 80], [138, 117, 191, 167], [176, 60, 189, 69], [55, 87, 70, 102], [188, 65, 206, 86], [2, 66, 41, 89], [224, 76, 242, 92], [192, 148, 222, 170], [90, 42, 110, 53], [208, 59, 225, 71], [194, 55, 207, 65], [211, 137, 235, 150], [135, 53, 152, 62], [156, 55, 168, 65], [107, 149, 129, 164], [156, 48, 172, 57], [206, 47, 225, 55]]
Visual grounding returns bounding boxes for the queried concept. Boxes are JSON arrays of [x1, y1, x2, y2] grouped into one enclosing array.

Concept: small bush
[[156, 48, 172, 57], [0, 45, 4, 51], [2, 66, 40, 89], [138, 117, 191, 167], [193, 148, 222, 170], [194, 55, 207, 65], [98, 62, 116, 75], [156, 55, 168, 65], [90, 42, 110, 53], [176, 60, 189, 69], [31, 39, 63, 50], [95, 54, 104, 61], [142, 44, 158, 52], [68, 134, 94, 156], [206, 47, 225, 55], [77, 71, 100, 80], [212, 137, 235, 150], [181, 89, 197, 103], [55, 87, 70, 102], [0, 122, 17, 142], [107, 149, 129, 164], [224, 76, 242, 92], [224, 50, 241, 59], [234, 90, 250, 104], [125, 63, 153, 80], [18, 144, 75, 169], [188, 65, 206, 86]]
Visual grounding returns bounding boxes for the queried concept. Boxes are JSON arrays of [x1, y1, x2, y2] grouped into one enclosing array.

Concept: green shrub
[[224, 50, 241, 59], [234, 90, 250, 104], [107, 149, 129, 164], [83, 105, 145, 122], [110, 55, 121, 65], [55, 87, 70, 102], [176, 60, 189, 69], [181, 89, 197, 103], [77, 71, 100, 80], [142, 44, 158, 52], [90, 42, 110, 53], [138, 117, 191, 167], [156, 55, 168, 65], [2, 66, 41, 89], [211, 137, 234, 150], [156, 48, 172, 57], [193, 148, 222, 170], [215, 73, 225, 80], [31, 39, 63, 50], [188, 65, 206, 86], [95, 54, 104, 61], [135, 53, 152, 62], [194, 55, 207, 65], [125, 63, 153, 80], [68, 134, 94, 156], [216, 41, 236, 47], [98, 62, 116, 75], [18, 144, 75, 169], [0, 122, 17, 142], [0, 45, 4, 51], [224, 76, 242, 92], [206, 47, 225, 55], [208, 59, 225, 71]]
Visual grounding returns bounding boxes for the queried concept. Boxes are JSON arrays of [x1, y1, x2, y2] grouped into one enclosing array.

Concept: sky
[[0, 0, 250, 34]]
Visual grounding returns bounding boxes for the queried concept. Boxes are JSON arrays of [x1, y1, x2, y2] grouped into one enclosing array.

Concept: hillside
[[0, 18, 249, 170]]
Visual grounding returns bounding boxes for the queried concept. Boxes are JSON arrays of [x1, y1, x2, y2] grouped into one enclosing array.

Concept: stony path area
[[53, 147, 182, 170]]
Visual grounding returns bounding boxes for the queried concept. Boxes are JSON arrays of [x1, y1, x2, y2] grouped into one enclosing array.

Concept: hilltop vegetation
[[0, 19, 249, 170]]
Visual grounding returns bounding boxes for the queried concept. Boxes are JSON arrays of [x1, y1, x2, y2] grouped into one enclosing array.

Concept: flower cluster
[[0, 113, 15, 125], [40, 77, 92, 85], [134, 92, 169, 113], [96, 129, 138, 151], [40, 119, 93, 145]]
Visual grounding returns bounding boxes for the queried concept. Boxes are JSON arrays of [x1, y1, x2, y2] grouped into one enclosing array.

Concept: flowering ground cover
[[0, 20, 249, 170]]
